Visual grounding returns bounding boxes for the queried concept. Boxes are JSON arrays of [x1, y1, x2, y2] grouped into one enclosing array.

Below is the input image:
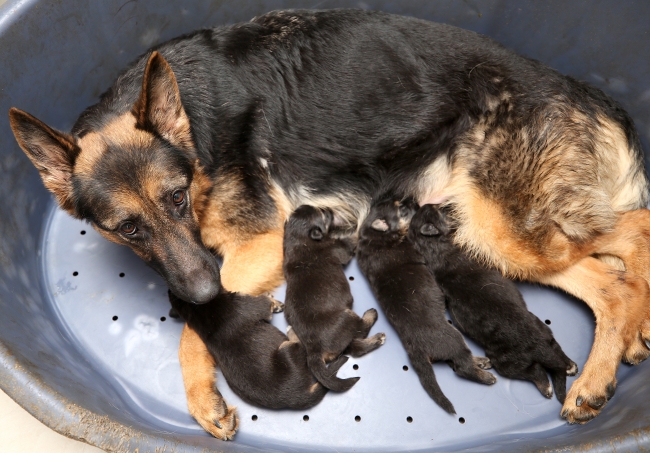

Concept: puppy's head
[[285, 205, 334, 242], [409, 204, 453, 242], [8, 52, 221, 304], [360, 197, 419, 239]]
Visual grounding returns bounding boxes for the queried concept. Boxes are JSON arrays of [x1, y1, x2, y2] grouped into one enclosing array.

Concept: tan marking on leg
[[535, 257, 649, 423], [219, 230, 285, 295], [179, 325, 238, 440]]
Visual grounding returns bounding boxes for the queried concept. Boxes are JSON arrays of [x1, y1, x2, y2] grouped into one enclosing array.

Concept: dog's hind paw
[[561, 377, 616, 424]]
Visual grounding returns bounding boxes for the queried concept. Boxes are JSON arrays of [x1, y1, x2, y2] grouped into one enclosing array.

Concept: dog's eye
[[120, 222, 137, 235], [172, 190, 185, 206], [309, 227, 324, 240]]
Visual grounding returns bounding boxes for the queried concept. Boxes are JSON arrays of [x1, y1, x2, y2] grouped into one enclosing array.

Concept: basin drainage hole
[[545, 319, 551, 325], [349, 276, 354, 281], [406, 416, 413, 423], [112, 316, 118, 321], [252, 415, 258, 421], [459, 417, 465, 424], [403, 365, 408, 371], [72, 271, 78, 277], [353, 364, 359, 370], [80, 230, 86, 235], [355, 415, 361, 422], [303, 415, 309, 422], [160, 316, 166, 322], [119, 272, 125, 278]]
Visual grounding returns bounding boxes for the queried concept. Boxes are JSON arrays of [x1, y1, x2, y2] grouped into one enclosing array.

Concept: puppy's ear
[[419, 223, 440, 236], [133, 51, 195, 153], [309, 227, 324, 240], [8, 108, 80, 216], [371, 218, 389, 232]]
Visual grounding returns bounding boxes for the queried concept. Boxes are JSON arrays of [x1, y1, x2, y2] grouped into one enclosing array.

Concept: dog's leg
[[536, 256, 649, 424], [179, 230, 285, 439], [179, 326, 238, 440], [591, 208, 650, 357]]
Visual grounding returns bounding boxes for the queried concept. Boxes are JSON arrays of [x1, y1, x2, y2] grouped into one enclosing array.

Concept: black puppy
[[409, 204, 578, 402], [357, 199, 496, 414], [283, 205, 386, 392], [168, 290, 345, 409]]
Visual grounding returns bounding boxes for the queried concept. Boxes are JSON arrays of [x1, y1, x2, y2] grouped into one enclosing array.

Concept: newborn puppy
[[409, 204, 578, 402], [283, 205, 386, 392], [357, 198, 496, 414], [168, 290, 345, 409]]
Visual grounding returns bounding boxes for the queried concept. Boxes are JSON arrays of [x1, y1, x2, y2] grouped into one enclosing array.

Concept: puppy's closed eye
[[371, 219, 389, 232], [420, 223, 440, 236], [310, 227, 324, 240]]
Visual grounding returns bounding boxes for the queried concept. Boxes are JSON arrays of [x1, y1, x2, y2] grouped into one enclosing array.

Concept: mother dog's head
[[8, 52, 221, 304]]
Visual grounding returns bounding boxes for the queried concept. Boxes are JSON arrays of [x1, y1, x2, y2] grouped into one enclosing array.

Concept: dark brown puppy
[[357, 198, 496, 414], [168, 290, 343, 409], [409, 205, 579, 403], [283, 205, 385, 392]]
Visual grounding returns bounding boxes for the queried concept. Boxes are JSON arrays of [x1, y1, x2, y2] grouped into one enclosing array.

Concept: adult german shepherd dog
[[8, 9, 650, 438]]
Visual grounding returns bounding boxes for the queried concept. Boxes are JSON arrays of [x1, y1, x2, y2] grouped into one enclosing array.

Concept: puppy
[[283, 205, 386, 391], [409, 204, 578, 402], [357, 198, 496, 414], [168, 290, 344, 409]]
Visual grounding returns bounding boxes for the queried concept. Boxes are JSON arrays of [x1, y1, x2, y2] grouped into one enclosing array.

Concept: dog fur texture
[[9, 9, 650, 431], [283, 205, 385, 392], [410, 204, 578, 403], [167, 289, 338, 411], [356, 199, 496, 414]]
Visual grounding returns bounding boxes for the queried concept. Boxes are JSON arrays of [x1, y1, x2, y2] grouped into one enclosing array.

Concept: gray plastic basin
[[1, 1, 650, 452]]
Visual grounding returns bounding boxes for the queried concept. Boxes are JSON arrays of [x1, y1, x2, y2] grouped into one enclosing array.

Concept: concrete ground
[[0, 388, 104, 453]]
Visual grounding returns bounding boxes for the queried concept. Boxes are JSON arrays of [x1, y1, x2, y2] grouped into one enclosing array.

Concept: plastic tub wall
[[1, 1, 650, 452]]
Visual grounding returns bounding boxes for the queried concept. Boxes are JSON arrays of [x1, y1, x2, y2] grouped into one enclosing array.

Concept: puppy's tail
[[410, 355, 456, 414], [308, 354, 359, 392]]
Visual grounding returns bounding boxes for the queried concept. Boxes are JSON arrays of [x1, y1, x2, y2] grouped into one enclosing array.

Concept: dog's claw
[[561, 409, 569, 419], [645, 339, 650, 350], [576, 396, 584, 407], [213, 418, 223, 429], [606, 382, 616, 400]]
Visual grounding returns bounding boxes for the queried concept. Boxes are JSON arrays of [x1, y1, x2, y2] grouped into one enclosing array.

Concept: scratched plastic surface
[[2, 0, 650, 451]]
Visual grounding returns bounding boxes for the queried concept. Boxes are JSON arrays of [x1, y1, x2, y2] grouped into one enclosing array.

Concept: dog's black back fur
[[409, 205, 577, 402], [283, 205, 385, 391], [168, 290, 342, 409], [356, 199, 496, 414], [71, 9, 646, 228]]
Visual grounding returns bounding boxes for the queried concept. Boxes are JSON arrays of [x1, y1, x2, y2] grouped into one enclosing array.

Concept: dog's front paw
[[560, 377, 616, 424], [188, 385, 239, 440]]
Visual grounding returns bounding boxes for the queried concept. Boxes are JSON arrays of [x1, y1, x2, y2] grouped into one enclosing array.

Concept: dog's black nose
[[188, 279, 221, 304]]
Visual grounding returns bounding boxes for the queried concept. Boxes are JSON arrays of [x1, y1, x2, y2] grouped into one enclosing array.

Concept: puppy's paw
[[271, 299, 284, 313], [566, 361, 579, 376], [473, 356, 492, 370], [188, 386, 239, 440]]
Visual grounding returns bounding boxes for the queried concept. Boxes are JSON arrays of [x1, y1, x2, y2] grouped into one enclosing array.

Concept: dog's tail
[[308, 354, 359, 392], [410, 354, 456, 414]]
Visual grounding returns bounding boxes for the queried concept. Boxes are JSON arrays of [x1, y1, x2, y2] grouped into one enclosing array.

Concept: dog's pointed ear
[[133, 51, 195, 152], [9, 108, 79, 216], [371, 218, 389, 232]]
